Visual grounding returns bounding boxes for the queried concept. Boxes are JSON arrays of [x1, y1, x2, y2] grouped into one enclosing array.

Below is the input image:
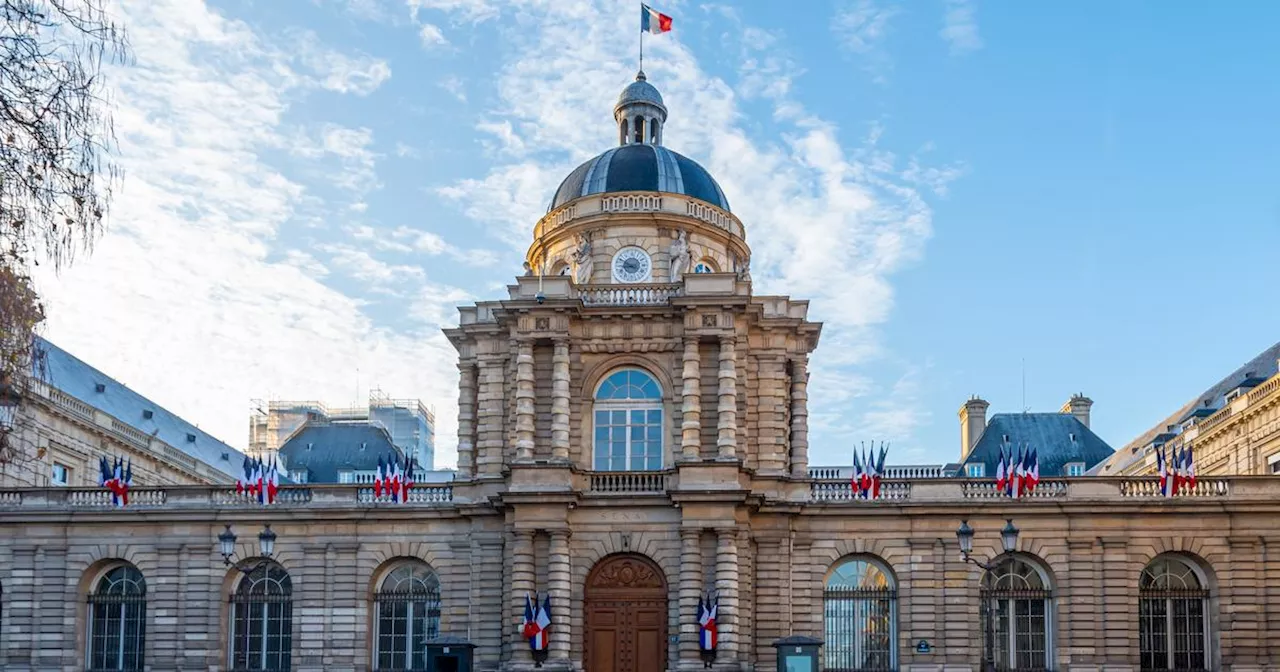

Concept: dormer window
[[966, 463, 985, 478], [1064, 462, 1086, 477]]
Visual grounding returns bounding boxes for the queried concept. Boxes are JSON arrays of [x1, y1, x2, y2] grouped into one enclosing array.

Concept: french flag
[[374, 456, 385, 498], [1157, 446, 1171, 497], [641, 4, 672, 34], [698, 593, 718, 651], [995, 447, 1008, 492]]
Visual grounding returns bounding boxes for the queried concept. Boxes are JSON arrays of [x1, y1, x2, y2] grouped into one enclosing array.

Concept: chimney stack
[[959, 396, 990, 461], [1061, 393, 1093, 428]]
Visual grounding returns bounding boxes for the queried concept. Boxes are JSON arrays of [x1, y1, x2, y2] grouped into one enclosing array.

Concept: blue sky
[[37, 0, 1280, 469]]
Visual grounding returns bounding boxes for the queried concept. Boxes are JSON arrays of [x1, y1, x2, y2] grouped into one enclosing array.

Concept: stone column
[[514, 342, 536, 461], [715, 528, 740, 663], [678, 528, 703, 665], [681, 339, 702, 461], [788, 356, 810, 478], [511, 530, 536, 664], [716, 336, 737, 459], [477, 354, 508, 478], [548, 530, 572, 661], [457, 361, 477, 478], [551, 340, 571, 462]]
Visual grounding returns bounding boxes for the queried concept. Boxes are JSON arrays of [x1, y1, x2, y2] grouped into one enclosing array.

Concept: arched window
[[981, 555, 1053, 669], [86, 564, 146, 672], [619, 119, 629, 145], [230, 562, 292, 671], [633, 116, 645, 144], [650, 119, 660, 144], [373, 562, 442, 671], [593, 369, 663, 471], [824, 557, 897, 671], [693, 260, 716, 274], [1140, 556, 1209, 671]]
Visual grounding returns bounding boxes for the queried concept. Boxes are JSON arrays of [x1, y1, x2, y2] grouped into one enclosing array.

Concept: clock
[[611, 247, 652, 283]]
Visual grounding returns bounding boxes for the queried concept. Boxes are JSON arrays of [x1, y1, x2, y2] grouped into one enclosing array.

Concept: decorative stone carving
[[523, 261, 534, 277], [587, 555, 665, 590], [572, 232, 593, 285], [669, 229, 690, 281]]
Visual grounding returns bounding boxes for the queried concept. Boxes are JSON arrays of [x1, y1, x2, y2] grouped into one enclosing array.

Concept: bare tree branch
[[0, 0, 128, 460]]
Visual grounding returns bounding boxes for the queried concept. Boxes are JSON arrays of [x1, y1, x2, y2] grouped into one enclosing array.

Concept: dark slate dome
[[547, 144, 730, 213]]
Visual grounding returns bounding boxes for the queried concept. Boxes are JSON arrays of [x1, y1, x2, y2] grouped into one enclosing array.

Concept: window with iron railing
[[229, 562, 293, 672], [373, 562, 442, 671], [824, 557, 897, 671], [980, 556, 1053, 671], [1139, 556, 1210, 671], [86, 565, 147, 672]]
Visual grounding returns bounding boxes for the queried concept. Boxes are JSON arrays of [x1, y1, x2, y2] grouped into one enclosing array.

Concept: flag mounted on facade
[[641, 4, 673, 34], [375, 455, 385, 498], [698, 592, 718, 652], [995, 446, 1008, 492], [1157, 445, 1170, 497], [521, 592, 550, 653], [1185, 445, 1197, 490], [872, 442, 888, 499]]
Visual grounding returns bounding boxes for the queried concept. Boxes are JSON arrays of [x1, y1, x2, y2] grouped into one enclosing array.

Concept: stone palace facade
[[2, 74, 1280, 672]]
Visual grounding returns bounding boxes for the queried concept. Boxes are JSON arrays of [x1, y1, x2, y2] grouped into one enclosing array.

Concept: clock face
[[611, 247, 652, 283]]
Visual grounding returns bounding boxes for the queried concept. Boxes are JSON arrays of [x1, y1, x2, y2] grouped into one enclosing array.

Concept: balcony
[[0, 483, 453, 511], [806, 475, 1239, 504], [578, 283, 682, 306], [585, 470, 673, 495]]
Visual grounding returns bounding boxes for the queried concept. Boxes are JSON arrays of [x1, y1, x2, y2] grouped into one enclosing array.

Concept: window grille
[[823, 558, 897, 671], [1139, 557, 1209, 671], [229, 563, 293, 672], [980, 557, 1052, 671], [373, 563, 442, 671], [86, 565, 147, 672]]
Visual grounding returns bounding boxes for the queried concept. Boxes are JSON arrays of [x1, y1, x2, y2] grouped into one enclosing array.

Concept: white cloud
[[34, 0, 462, 466], [427, 0, 946, 462], [941, 0, 983, 55], [407, 0, 498, 23], [418, 22, 449, 48], [390, 226, 502, 267], [832, 0, 897, 82], [291, 124, 381, 196], [439, 75, 467, 102], [395, 141, 421, 158]]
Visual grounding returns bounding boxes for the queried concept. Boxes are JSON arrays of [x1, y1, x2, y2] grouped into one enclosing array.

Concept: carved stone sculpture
[[572, 232, 594, 285], [669, 229, 690, 281]]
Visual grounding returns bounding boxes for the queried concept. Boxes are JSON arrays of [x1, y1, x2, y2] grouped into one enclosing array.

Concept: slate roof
[[1098, 340, 1280, 474], [278, 422, 401, 483], [548, 144, 731, 213], [38, 337, 246, 480], [964, 413, 1115, 477]]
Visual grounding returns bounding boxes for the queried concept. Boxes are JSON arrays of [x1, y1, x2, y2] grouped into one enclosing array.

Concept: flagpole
[[640, 22, 645, 73]]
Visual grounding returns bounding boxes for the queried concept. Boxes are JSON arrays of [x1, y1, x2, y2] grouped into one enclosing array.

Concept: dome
[[615, 71, 665, 113], [548, 144, 731, 212]]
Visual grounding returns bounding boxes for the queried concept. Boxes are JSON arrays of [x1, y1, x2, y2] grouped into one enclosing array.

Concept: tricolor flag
[[859, 446, 872, 496], [871, 443, 888, 499], [1182, 442, 1192, 488], [402, 457, 415, 501], [850, 450, 864, 498], [995, 447, 1008, 492], [535, 593, 552, 650], [120, 458, 132, 507], [375, 455, 385, 498], [1171, 447, 1185, 496], [698, 592, 719, 651], [389, 455, 403, 502], [266, 459, 279, 504], [640, 4, 673, 34], [521, 592, 550, 651], [1157, 446, 1171, 497], [1026, 448, 1040, 493], [521, 593, 538, 640]]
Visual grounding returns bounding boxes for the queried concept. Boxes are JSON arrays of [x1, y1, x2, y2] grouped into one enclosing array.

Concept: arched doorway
[[584, 553, 668, 672]]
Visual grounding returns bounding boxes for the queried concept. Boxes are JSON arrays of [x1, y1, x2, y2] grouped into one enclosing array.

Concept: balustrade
[[810, 479, 911, 502], [1118, 477, 1229, 498], [587, 471, 670, 494], [579, 283, 681, 306]]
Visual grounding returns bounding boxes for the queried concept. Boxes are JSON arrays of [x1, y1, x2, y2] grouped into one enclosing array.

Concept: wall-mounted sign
[[915, 639, 932, 653]]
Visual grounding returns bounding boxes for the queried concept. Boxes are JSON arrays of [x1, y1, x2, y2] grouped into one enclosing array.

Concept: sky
[[35, 0, 1280, 469]]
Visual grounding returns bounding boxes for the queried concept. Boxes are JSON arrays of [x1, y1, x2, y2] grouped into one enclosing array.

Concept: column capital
[[548, 528, 572, 540]]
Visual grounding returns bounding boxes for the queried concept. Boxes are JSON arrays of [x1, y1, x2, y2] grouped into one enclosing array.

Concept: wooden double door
[[583, 554, 669, 672]]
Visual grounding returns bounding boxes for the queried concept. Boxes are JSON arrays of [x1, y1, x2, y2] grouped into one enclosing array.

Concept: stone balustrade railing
[[579, 283, 682, 306], [532, 192, 745, 241], [587, 471, 672, 494], [807, 476, 1243, 504], [1248, 374, 1280, 405], [0, 484, 453, 511]]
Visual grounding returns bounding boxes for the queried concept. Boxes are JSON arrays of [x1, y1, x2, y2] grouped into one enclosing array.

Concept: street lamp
[[218, 524, 278, 573], [956, 519, 1019, 672]]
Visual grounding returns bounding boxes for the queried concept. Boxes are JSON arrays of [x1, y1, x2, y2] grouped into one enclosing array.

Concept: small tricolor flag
[[698, 592, 718, 652], [521, 592, 551, 652], [641, 4, 673, 34]]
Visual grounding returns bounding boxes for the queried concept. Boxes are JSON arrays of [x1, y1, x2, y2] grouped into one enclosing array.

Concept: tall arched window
[[86, 564, 146, 672], [1140, 556, 1209, 671], [593, 369, 663, 471], [230, 562, 292, 671], [981, 555, 1053, 670], [373, 561, 442, 671], [693, 260, 716, 274], [824, 556, 897, 671]]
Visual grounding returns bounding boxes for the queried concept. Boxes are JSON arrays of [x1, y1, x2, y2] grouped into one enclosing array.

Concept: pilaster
[[1065, 538, 1097, 665], [548, 530, 572, 660], [788, 356, 810, 478], [457, 362, 478, 478], [515, 342, 536, 462], [550, 341, 571, 462], [477, 354, 508, 478], [716, 336, 737, 459], [714, 528, 740, 662], [681, 339, 701, 461], [510, 530, 536, 665], [678, 528, 703, 667]]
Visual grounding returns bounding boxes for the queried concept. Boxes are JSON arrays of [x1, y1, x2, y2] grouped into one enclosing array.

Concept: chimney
[[959, 396, 989, 461], [1061, 393, 1093, 428]]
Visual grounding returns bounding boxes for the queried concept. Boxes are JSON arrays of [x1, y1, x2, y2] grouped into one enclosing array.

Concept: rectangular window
[[51, 462, 69, 486], [593, 407, 663, 471], [966, 463, 985, 478], [337, 471, 354, 484], [1065, 462, 1086, 477], [1268, 452, 1280, 475]]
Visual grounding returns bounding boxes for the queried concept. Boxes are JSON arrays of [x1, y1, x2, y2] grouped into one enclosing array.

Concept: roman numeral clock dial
[[611, 247, 652, 283]]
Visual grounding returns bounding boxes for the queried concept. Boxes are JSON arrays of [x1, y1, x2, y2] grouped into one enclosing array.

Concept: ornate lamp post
[[218, 523, 278, 573], [956, 519, 1019, 672]]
